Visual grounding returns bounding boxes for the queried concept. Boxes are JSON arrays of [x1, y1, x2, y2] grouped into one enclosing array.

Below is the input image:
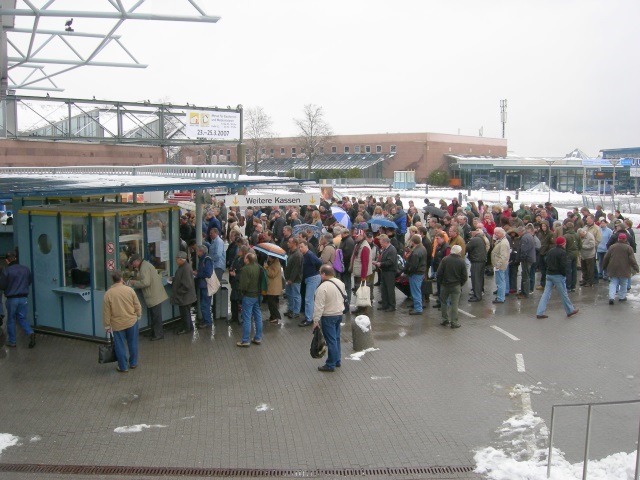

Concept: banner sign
[[224, 194, 319, 208], [185, 110, 240, 141]]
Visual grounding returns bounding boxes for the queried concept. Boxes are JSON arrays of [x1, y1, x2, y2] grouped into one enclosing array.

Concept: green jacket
[[239, 262, 261, 298], [563, 230, 582, 259], [133, 260, 169, 307]]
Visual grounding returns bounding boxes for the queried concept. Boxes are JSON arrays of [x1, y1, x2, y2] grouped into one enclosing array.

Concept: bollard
[[457, 192, 462, 205], [425, 184, 429, 194], [352, 315, 375, 351], [515, 188, 520, 200]]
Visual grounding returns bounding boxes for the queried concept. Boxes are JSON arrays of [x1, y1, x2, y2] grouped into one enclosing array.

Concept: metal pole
[[634, 414, 640, 480], [548, 163, 552, 203], [582, 405, 593, 480], [547, 406, 556, 479]]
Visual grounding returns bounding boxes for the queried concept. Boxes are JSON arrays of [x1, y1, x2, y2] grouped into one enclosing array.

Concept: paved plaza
[[0, 273, 639, 479]]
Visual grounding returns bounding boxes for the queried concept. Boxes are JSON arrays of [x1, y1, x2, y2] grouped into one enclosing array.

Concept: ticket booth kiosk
[[16, 203, 180, 340]]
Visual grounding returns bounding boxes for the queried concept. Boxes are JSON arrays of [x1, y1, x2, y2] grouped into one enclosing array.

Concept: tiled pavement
[[0, 275, 639, 479]]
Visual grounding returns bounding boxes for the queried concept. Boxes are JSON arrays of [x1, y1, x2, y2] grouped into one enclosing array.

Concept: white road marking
[[515, 354, 526, 372], [458, 309, 476, 318], [521, 392, 533, 413], [490, 325, 520, 341]]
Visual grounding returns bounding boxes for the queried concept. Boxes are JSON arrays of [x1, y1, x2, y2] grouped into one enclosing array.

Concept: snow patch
[[0, 434, 19, 455], [29, 435, 41, 443], [348, 347, 379, 361], [370, 376, 392, 380], [255, 403, 273, 412], [474, 409, 638, 479], [114, 424, 166, 433], [354, 315, 371, 333]]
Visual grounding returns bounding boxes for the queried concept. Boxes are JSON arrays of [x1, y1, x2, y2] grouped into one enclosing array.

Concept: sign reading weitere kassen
[[185, 110, 240, 141], [224, 194, 318, 208]]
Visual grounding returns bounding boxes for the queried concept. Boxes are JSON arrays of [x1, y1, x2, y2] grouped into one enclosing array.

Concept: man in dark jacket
[[193, 245, 214, 328], [403, 235, 427, 315], [602, 233, 639, 304], [272, 209, 286, 245], [0, 251, 35, 348], [436, 245, 467, 329], [171, 251, 197, 335], [284, 237, 303, 320], [563, 222, 581, 292], [432, 233, 451, 309], [339, 229, 355, 307], [517, 224, 537, 299], [298, 240, 323, 326], [535, 237, 579, 318], [466, 228, 488, 302], [237, 252, 262, 347], [373, 234, 398, 312]]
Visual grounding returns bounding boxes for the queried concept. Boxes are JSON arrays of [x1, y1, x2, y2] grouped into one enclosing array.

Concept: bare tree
[[294, 104, 332, 178], [244, 106, 275, 174]]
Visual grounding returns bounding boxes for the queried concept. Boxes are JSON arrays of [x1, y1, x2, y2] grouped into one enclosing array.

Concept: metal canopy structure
[[2, 93, 242, 146], [0, 0, 220, 97], [0, 165, 303, 202]]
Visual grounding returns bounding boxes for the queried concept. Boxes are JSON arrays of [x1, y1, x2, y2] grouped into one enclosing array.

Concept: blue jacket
[[195, 253, 214, 290], [597, 226, 612, 253], [0, 261, 31, 298], [393, 210, 407, 234], [205, 216, 221, 237], [204, 236, 225, 271], [302, 250, 322, 279]]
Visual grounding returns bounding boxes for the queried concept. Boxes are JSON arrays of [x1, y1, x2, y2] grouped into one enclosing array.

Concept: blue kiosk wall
[[16, 203, 179, 340]]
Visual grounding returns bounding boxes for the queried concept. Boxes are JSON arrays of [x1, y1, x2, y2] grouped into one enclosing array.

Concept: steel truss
[[3, 93, 242, 147], [0, 0, 220, 97]]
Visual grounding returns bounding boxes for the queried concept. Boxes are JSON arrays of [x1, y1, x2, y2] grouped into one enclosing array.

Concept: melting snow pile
[[114, 424, 166, 433], [255, 404, 273, 412], [354, 315, 371, 333], [0, 434, 19, 455], [474, 411, 638, 479], [348, 347, 379, 361]]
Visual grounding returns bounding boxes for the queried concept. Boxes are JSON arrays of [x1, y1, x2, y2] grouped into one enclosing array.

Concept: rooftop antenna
[[500, 99, 507, 138]]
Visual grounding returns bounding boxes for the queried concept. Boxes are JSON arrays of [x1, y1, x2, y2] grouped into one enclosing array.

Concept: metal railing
[[0, 164, 241, 181], [547, 399, 640, 479], [319, 177, 392, 186]]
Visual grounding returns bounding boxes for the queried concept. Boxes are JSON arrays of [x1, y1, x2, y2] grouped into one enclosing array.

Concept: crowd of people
[[7, 191, 635, 373]]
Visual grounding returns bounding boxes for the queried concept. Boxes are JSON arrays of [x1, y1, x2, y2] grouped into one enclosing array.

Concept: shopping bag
[[356, 282, 371, 307], [206, 272, 221, 297], [98, 333, 117, 364], [310, 325, 327, 359]]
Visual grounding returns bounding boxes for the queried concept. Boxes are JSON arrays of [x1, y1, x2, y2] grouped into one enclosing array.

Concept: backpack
[[333, 248, 345, 273], [396, 254, 405, 272], [259, 266, 268, 296]]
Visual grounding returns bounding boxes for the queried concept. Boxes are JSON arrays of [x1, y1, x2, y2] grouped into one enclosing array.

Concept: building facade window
[[261, 148, 266, 154], [280, 147, 285, 155], [365, 145, 371, 153], [354, 145, 361, 154], [344, 146, 350, 154], [319, 146, 324, 154], [219, 149, 224, 155], [331, 146, 337, 154], [270, 148, 274, 156], [291, 147, 296, 156], [390, 145, 396, 153], [376, 145, 382, 153]]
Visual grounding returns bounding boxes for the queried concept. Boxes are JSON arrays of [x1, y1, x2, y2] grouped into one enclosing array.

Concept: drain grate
[[0, 463, 476, 477]]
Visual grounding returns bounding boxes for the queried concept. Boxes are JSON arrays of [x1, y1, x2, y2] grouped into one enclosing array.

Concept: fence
[[319, 178, 392, 186], [546, 399, 640, 479], [581, 195, 640, 215]]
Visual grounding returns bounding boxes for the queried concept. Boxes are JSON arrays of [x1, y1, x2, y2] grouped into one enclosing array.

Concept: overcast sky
[[9, 0, 640, 157]]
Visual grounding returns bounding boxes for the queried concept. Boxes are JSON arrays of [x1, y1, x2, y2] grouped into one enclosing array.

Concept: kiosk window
[[62, 216, 91, 287], [147, 211, 169, 275], [119, 213, 143, 273]]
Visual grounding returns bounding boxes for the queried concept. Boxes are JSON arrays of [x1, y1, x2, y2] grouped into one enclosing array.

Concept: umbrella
[[293, 223, 323, 239], [424, 205, 447, 218], [368, 217, 397, 229], [254, 243, 287, 261], [331, 206, 352, 229]]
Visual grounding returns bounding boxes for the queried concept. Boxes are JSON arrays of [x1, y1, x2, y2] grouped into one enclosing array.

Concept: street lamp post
[[609, 158, 621, 208], [545, 159, 555, 203]]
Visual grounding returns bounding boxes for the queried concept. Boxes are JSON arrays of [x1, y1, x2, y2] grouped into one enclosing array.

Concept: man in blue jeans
[[491, 228, 510, 304], [298, 240, 322, 327], [313, 265, 346, 372], [193, 245, 213, 328], [103, 271, 142, 372], [0, 251, 36, 348], [536, 236, 579, 319], [237, 252, 262, 347]]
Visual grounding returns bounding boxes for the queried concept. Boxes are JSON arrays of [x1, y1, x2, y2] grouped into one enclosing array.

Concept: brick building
[[221, 132, 507, 182]]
